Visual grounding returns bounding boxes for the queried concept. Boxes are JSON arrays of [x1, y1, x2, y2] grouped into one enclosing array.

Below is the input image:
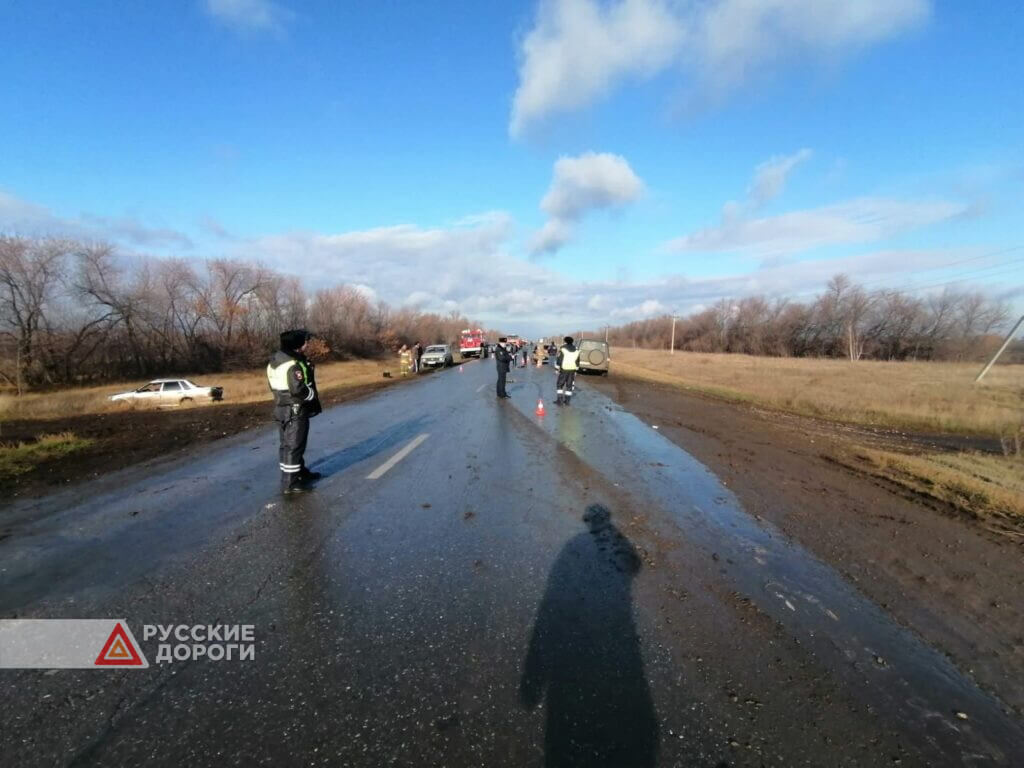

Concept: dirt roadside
[[0, 379, 409, 501], [586, 374, 1024, 718]]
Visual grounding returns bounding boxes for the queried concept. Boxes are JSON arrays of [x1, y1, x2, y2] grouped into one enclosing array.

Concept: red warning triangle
[[95, 622, 145, 666]]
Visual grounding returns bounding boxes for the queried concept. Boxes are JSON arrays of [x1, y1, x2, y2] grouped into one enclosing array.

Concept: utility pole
[[604, 325, 608, 342], [975, 314, 1024, 383], [670, 315, 678, 355]]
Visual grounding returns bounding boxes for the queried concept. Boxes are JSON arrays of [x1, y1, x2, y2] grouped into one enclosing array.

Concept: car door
[[159, 381, 183, 401], [132, 383, 161, 402]]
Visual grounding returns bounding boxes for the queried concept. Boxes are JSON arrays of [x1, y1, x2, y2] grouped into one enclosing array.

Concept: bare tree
[[0, 236, 71, 388]]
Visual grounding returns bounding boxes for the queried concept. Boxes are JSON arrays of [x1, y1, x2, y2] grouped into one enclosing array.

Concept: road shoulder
[[586, 373, 1024, 718]]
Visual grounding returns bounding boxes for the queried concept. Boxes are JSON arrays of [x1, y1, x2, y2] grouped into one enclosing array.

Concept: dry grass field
[[0, 359, 409, 490], [610, 348, 1024, 524], [0, 359, 397, 425], [610, 348, 1024, 437]]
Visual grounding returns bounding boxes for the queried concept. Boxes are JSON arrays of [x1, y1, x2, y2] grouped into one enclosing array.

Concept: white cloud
[[531, 152, 644, 255], [510, 0, 684, 138], [510, 0, 929, 135], [203, 0, 288, 33], [696, 0, 930, 93], [237, 214, 982, 333], [748, 149, 813, 206], [667, 197, 967, 256], [5, 192, 1005, 333], [198, 215, 233, 239], [609, 298, 668, 319], [530, 219, 573, 255], [0, 189, 193, 250]]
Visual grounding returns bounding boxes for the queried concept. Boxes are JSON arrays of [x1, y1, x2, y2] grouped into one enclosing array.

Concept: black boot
[[299, 466, 322, 482], [281, 474, 308, 495]]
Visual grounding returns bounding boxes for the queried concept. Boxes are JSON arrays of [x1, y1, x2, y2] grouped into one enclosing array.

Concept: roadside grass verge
[[610, 348, 1024, 438], [0, 358, 402, 423], [0, 432, 94, 482], [609, 348, 1024, 529], [833, 448, 1024, 528]]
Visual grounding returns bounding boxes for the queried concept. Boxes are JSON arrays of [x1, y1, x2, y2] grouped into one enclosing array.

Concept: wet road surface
[[2, 358, 1022, 766]]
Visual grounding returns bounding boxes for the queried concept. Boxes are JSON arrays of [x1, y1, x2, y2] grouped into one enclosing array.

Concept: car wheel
[[179, 397, 194, 406]]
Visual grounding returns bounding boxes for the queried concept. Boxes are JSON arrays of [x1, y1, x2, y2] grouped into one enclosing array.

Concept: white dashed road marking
[[366, 434, 430, 480]]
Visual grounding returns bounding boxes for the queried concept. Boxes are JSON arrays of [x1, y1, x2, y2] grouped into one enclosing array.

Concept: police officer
[[267, 329, 323, 494], [495, 337, 513, 399], [555, 335, 580, 405]]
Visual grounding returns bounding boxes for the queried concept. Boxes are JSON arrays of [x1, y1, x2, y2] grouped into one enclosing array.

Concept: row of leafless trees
[[602, 275, 1014, 361], [0, 236, 488, 390]]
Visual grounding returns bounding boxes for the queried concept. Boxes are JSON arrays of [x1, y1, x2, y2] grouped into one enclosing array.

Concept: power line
[[850, 245, 1024, 291], [891, 263, 1024, 295], [781, 250, 1023, 300]]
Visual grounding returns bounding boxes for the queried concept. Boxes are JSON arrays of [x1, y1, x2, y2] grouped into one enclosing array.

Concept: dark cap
[[563, 336, 574, 345], [280, 329, 311, 352], [498, 337, 507, 342]]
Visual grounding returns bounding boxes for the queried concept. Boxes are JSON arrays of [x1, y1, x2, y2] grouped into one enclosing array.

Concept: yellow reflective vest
[[559, 346, 580, 371]]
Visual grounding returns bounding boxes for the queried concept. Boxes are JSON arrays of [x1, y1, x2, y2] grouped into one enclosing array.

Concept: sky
[[1, 0, 1022, 334]]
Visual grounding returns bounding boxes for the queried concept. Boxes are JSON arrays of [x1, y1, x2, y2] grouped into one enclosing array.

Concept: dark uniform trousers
[[496, 366, 509, 397], [556, 370, 576, 398], [276, 405, 309, 476], [495, 346, 512, 397]]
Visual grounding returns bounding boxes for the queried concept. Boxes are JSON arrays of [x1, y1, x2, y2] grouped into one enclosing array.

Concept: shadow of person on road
[[520, 504, 658, 767]]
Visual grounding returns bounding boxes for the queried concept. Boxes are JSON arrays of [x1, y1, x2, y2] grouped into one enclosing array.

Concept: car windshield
[[136, 383, 159, 392], [425, 346, 445, 353]]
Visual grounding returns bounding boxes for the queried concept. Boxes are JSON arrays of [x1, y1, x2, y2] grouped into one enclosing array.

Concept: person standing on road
[[495, 337, 513, 399], [266, 329, 323, 495], [555, 336, 580, 406], [413, 341, 423, 374], [399, 344, 412, 376]]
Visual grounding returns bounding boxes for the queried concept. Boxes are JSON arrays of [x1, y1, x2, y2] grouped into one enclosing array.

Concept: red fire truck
[[459, 328, 488, 358]]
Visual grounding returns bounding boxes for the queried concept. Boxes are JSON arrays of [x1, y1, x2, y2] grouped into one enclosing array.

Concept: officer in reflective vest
[[555, 336, 580, 406], [267, 329, 323, 494]]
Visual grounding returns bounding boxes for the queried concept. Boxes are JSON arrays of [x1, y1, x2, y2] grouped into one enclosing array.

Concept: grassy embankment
[[0, 358, 405, 487], [0, 432, 95, 480], [610, 348, 1024, 525]]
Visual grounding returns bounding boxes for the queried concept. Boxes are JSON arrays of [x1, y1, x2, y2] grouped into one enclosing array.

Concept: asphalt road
[[2, 357, 1022, 767]]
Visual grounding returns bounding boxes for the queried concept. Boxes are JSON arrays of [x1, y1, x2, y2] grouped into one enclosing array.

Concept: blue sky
[[1, 0, 1021, 332]]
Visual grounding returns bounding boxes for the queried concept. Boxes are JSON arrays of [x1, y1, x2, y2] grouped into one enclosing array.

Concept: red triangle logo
[[95, 622, 145, 666]]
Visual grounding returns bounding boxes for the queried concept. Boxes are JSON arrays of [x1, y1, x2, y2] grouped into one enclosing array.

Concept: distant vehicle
[[109, 379, 224, 405], [506, 334, 521, 348], [577, 339, 610, 375], [420, 344, 454, 368], [459, 328, 488, 358]]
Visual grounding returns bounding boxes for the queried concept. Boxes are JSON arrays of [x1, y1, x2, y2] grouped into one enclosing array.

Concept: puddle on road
[[521, 387, 1024, 764]]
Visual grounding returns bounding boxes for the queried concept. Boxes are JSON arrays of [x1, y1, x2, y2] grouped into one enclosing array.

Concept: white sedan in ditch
[[108, 379, 224, 405]]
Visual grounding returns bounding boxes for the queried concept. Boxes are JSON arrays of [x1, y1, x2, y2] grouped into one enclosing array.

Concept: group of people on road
[[266, 329, 581, 495], [493, 335, 578, 405]]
